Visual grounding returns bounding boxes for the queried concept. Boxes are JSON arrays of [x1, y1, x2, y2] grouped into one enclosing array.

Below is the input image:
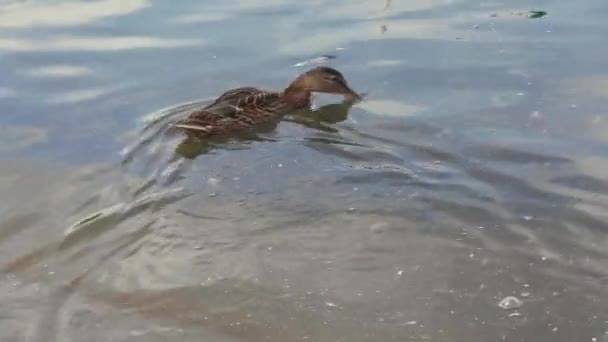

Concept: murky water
[[1, 0, 608, 341]]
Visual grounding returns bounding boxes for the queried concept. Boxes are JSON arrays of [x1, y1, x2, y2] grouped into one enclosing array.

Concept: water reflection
[[20, 65, 94, 78], [0, 36, 203, 52], [0, 125, 48, 153], [1, 0, 608, 341], [0, 87, 16, 98], [48, 86, 122, 105], [0, 0, 149, 28]]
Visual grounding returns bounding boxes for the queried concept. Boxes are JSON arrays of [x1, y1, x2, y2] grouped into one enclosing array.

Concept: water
[[1, 0, 607, 341]]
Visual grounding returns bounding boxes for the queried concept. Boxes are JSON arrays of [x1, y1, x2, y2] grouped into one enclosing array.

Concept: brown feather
[[174, 67, 358, 138]]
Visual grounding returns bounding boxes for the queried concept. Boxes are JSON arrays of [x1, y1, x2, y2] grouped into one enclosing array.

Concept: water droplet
[[520, 291, 531, 297], [405, 320, 418, 325], [277, 163, 283, 168], [508, 312, 522, 318], [397, 270, 404, 276], [568, 104, 577, 109], [347, 207, 357, 212], [522, 215, 533, 221], [325, 301, 339, 308], [498, 296, 523, 310], [208, 192, 217, 197]]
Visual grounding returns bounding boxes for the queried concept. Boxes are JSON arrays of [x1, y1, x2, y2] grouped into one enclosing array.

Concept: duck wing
[[202, 87, 263, 115], [174, 88, 285, 134]]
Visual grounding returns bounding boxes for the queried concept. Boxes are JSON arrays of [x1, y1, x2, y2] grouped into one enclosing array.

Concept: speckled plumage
[[174, 67, 359, 138]]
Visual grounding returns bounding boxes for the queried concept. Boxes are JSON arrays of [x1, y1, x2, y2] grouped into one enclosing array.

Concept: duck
[[173, 67, 361, 138]]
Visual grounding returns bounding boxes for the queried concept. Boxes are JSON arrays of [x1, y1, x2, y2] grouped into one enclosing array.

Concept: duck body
[[175, 87, 309, 137], [174, 67, 359, 138]]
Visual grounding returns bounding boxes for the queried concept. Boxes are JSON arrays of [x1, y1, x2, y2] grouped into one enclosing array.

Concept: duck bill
[[341, 84, 362, 101]]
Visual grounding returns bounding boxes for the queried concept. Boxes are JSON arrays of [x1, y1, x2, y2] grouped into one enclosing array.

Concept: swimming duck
[[174, 67, 361, 137]]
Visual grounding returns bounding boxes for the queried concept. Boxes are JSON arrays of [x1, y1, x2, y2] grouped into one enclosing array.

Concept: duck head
[[284, 67, 361, 103]]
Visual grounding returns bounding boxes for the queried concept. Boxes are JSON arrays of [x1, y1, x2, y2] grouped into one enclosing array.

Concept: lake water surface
[[1, 1, 607, 341]]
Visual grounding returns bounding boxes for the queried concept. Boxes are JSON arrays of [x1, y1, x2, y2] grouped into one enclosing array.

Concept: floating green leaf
[[528, 10, 547, 19]]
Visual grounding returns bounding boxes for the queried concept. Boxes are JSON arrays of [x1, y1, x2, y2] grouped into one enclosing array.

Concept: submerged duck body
[[174, 67, 360, 138]]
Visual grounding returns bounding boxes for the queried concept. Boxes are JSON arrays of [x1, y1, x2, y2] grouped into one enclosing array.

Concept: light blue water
[[1, 1, 607, 341]]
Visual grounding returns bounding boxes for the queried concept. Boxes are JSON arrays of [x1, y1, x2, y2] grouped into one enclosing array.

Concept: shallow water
[[1, 0, 607, 341]]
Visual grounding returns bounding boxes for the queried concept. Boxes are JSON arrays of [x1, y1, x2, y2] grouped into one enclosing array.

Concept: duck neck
[[283, 83, 311, 108]]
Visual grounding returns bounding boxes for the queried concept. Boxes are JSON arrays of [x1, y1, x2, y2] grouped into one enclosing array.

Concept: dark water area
[[1, 0, 607, 341]]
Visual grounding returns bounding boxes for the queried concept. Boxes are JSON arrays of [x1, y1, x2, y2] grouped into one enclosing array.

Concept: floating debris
[[370, 221, 388, 234], [528, 10, 548, 19], [498, 296, 523, 310], [294, 55, 337, 67]]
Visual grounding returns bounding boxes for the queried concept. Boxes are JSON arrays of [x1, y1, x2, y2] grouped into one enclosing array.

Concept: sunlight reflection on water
[[0, 0, 607, 341]]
